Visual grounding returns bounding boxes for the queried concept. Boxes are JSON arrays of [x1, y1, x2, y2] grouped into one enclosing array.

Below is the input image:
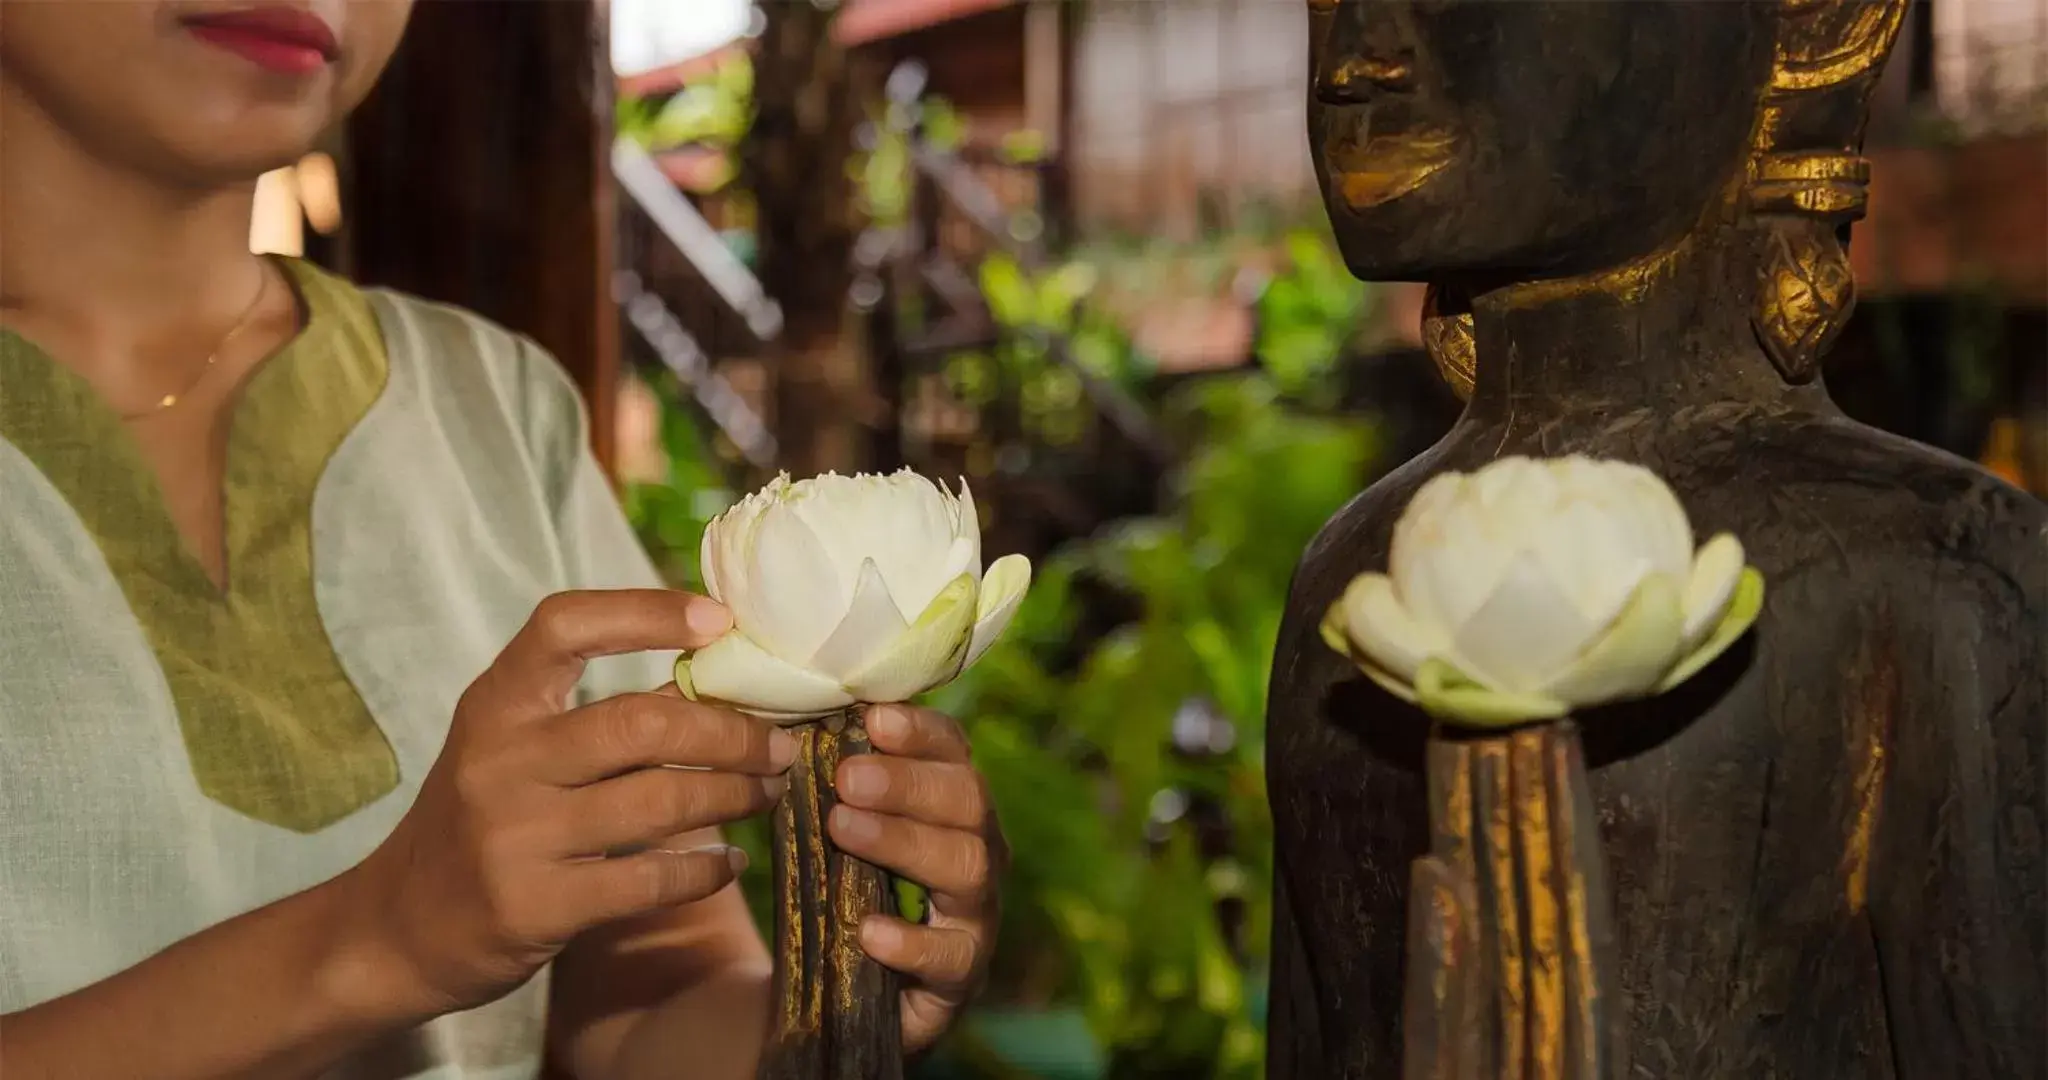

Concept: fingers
[[483, 590, 734, 716], [535, 692, 797, 786], [557, 767, 784, 858], [860, 916, 980, 993], [829, 806, 997, 904], [574, 844, 751, 925], [865, 704, 971, 763], [836, 756, 989, 832]]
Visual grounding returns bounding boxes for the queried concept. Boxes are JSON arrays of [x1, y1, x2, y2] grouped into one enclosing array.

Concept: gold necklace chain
[[119, 264, 272, 421]]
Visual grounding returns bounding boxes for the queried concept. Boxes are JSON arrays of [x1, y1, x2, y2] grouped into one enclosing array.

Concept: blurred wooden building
[[305, 0, 2044, 491]]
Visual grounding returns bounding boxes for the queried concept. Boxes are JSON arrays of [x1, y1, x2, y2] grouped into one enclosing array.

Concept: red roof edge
[[617, 39, 752, 100], [832, 0, 1017, 47]]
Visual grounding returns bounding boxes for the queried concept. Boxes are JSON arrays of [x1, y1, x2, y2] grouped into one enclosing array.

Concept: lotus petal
[[1527, 495, 1648, 626], [956, 478, 983, 582], [1539, 572, 1685, 706], [1334, 572, 1443, 684], [1680, 533, 1745, 647], [806, 558, 911, 680], [1319, 604, 1353, 658], [1415, 657, 1568, 726], [1657, 566, 1765, 693], [678, 632, 856, 721], [1449, 550, 1604, 693], [739, 499, 848, 661], [703, 476, 780, 618], [699, 520, 723, 603], [963, 554, 1032, 670], [843, 572, 979, 702], [792, 469, 961, 622]]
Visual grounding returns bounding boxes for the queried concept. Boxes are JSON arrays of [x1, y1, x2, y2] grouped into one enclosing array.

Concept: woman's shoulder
[[356, 280, 584, 428], [298, 263, 595, 497]]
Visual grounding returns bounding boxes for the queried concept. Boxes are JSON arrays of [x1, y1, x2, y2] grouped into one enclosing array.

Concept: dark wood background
[[339, 0, 620, 476]]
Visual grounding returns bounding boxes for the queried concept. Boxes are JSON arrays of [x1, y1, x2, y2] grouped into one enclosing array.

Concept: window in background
[[1934, 0, 2048, 134]]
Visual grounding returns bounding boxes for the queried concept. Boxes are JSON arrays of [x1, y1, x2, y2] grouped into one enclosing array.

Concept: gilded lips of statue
[[1330, 130, 1458, 209]]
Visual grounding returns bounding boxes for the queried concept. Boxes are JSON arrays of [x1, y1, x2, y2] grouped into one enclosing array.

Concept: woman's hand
[[829, 704, 1007, 1053], [340, 589, 795, 1016]]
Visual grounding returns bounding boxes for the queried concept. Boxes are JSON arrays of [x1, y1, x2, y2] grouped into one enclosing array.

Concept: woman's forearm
[[0, 868, 431, 1080], [603, 961, 772, 1080]]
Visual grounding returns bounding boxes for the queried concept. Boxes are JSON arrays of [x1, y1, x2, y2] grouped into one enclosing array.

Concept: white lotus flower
[[1322, 455, 1764, 727], [677, 470, 1031, 722]]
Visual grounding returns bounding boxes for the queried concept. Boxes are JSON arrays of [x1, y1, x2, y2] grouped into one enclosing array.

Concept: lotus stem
[[759, 706, 903, 1080]]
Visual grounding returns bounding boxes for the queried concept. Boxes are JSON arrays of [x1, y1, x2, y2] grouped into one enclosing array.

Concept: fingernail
[[761, 775, 788, 800], [861, 916, 903, 953], [674, 843, 749, 876], [832, 805, 881, 844], [687, 601, 734, 639], [869, 705, 907, 740], [838, 760, 886, 804], [768, 729, 799, 769]]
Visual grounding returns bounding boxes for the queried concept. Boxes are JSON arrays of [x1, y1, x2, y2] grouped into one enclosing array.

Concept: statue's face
[[1308, 0, 1777, 282]]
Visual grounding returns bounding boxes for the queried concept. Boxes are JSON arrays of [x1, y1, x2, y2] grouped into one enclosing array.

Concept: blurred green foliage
[[1253, 230, 1376, 404], [942, 254, 1132, 450], [616, 50, 755, 153], [924, 373, 1374, 1079], [621, 226, 1383, 1078], [860, 96, 968, 225]]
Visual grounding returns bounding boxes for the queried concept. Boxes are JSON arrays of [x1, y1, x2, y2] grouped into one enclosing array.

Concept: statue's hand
[[1401, 726, 1622, 1080]]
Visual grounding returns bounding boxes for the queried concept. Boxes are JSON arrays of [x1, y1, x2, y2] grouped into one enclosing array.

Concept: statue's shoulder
[[1677, 407, 2045, 581], [1271, 441, 1467, 714], [1289, 443, 1451, 610]]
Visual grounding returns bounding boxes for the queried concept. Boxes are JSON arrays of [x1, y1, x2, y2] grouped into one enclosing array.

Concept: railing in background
[[850, 61, 1179, 556], [611, 137, 779, 475], [613, 140, 784, 343]]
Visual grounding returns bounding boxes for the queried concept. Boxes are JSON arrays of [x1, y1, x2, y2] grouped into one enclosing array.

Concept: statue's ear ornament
[[1745, 0, 1906, 385], [1417, 0, 1910, 399], [1746, 154, 1867, 384], [1420, 284, 1476, 403]]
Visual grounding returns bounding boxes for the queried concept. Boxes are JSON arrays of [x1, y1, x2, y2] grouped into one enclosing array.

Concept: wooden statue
[[1266, 2, 2048, 1077]]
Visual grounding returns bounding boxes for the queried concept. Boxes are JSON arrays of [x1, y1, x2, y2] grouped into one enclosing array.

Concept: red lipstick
[[181, 7, 338, 76]]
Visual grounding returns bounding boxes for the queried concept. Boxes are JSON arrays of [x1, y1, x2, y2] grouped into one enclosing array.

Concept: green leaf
[[980, 254, 1035, 327]]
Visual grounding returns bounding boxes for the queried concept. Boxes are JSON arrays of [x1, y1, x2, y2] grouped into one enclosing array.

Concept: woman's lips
[[1328, 130, 1458, 209], [181, 8, 339, 76]]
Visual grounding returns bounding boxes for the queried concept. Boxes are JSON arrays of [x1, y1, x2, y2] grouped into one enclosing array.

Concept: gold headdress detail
[[1746, 0, 1907, 383], [1421, 0, 1909, 399]]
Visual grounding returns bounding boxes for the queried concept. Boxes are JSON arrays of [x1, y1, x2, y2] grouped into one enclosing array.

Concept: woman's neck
[[1459, 223, 1833, 425], [0, 78, 268, 365]]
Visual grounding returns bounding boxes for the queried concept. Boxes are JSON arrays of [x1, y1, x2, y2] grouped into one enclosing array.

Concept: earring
[[1422, 283, 1477, 401], [1751, 221, 1856, 385]]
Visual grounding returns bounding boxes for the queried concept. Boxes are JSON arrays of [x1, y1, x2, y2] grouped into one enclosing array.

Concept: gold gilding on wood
[[1753, 224, 1857, 383], [1842, 633, 1899, 914], [1511, 731, 1565, 1080], [1408, 726, 1620, 1080], [1419, 0, 1907, 400], [763, 711, 901, 1079], [1749, 153, 1872, 219], [1550, 739, 1603, 1077], [1746, 0, 1906, 383], [1422, 285, 1477, 403], [1478, 741, 1527, 1080], [1769, 0, 1910, 91]]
